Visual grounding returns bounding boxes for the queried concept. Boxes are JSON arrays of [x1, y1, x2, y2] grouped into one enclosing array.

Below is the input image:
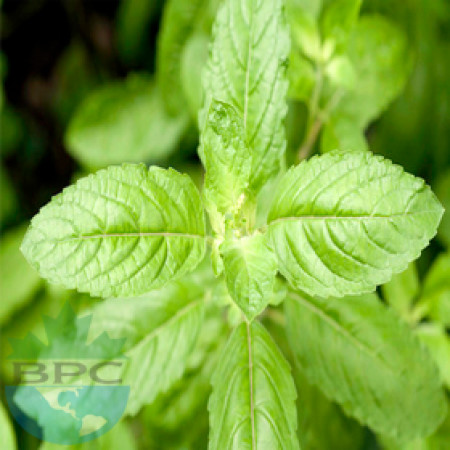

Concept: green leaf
[[286, 291, 447, 441], [268, 151, 443, 298], [381, 262, 419, 319], [320, 0, 362, 51], [88, 274, 208, 416], [220, 234, 278, 321], [261, 304, 366, 450], [288, 52, 316, 102], [0, 401, 16, 450], [117, 0, 162, 65], [39, 419, 137, 450], [435, 169, 450, 248], [142, 299, 227, 449], [324, 55, 356, 90], [416, 323, 450, 390], [294, 365, 366, 450], [378, 400, 450, 450], [0, 164, 18, 228], [289, 8, 321, 61], [21, 165, 206, 298], [320, 114, 368, 153], [202, 0, 290, 193], [200, 100, 251, 223], [287, 0, 322, 20], [180, 32, 210, 118], [209, 321, 299, 449], [65, 75, 187, 169], [157, 0, 208, 115], [0, 225, 42, 325], [418, 253, 450, 327], [334, 15, 411, 128]]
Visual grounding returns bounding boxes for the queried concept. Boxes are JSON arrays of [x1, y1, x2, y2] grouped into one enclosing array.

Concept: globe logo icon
[[5, 303, 130, 445]]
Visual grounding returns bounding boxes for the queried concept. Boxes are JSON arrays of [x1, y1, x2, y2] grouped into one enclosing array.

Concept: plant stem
[[297, 63, 324, 162], [298, 118, 323, 162]]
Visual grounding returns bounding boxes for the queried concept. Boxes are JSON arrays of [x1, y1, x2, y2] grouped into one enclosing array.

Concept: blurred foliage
[[0, 0, 449, 448]]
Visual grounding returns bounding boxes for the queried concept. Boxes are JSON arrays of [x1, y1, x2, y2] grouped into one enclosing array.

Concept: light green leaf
[[418, 253, 450, 327], [142, 299, 227, 448], [320, 0, 361, 51], [21, 165, 206, 298], [157, 0, 208, 115], [209, 321, 299, 449], [200, 100, 251, 223], [0, 225, 42, 325], [325, 55, 356, 90], [320, 114, 368, 153], [416, 323, 450, 389], [289, 8, 321, 61], [435, 169, 450, 248], [0, 401, 16, 450], [220, 234, 278, 321], [286, 291, 447, 441], [382, 262, 419, 320], [288, 52, 316, 102], [88, 274, 208, 416], [39, 419, 137, 450], [65, 75, 187, 169], [202, 0, 290, 192], [286, 0, 322, 20], [180, 32, 210, 117], [268, 151, 443, 298], [335, 15, 411, 128]]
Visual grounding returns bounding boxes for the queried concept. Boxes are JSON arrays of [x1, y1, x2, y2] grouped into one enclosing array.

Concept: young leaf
[[89, 276, 208, 416], [200, 100, 251, 222], [157, 0, 208, 115], [418, 252, 450, 327], [65, 75, 187, 169], [209, 321, 299, 449], [202, 0, 290, 192], [334, 15, 411, 129], [181, 32, 210, 118], [320, 0, 361, 51], [285, 291, 447, 441], [268, 151, 443, 298], [21, 165, 206, 298], [0, 401, 16, 450], [220, 234, 278, 321], [0, 225, 42, 325]]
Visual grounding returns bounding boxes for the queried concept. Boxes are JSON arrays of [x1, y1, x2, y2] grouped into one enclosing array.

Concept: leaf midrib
[[289, 292, 395, 374], [269, 210, 438, 226], [246, 321, 256, 450], [46, 232, 206, 242]]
